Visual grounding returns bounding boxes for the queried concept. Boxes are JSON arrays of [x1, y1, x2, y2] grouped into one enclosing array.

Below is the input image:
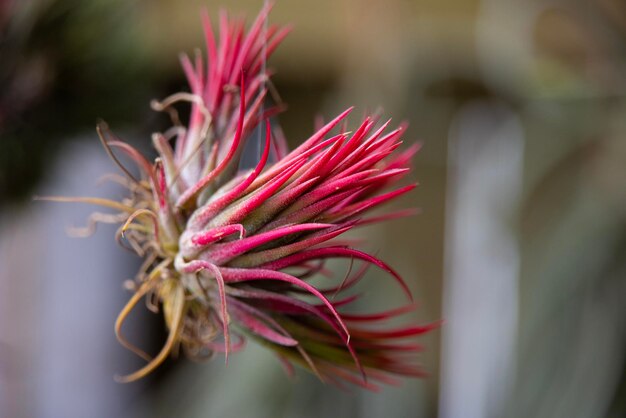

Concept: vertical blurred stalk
[[439, 101, 524, 418]]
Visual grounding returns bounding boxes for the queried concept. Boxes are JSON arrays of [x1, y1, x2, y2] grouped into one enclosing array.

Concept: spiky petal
[[47, 6, 436, 389]]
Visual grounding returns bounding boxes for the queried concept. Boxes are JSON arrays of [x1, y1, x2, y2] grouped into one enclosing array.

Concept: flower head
[[46, 4, 438, 390]]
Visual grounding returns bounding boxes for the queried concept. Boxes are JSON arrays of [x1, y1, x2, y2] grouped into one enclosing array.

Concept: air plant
[[43, 4, 438, 390]]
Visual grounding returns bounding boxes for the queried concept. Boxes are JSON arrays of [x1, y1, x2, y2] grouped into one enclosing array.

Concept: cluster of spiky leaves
[[46, 5, 437, 390]]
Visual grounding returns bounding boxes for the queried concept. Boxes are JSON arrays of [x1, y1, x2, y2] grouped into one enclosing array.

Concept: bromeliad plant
[[46, 5, 437, 390]]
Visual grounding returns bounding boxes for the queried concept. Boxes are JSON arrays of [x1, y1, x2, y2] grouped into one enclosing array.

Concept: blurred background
[[1, 0, 626, 417]]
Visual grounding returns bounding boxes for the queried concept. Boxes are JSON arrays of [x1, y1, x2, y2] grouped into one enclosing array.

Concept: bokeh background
[[2, 0, 626, 417]]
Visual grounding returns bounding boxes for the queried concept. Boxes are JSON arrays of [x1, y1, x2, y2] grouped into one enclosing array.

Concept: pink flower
[[46, 4, 438, 390]]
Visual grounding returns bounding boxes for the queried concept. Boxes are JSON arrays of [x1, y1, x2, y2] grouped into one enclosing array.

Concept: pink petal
[[262, 246, 413, 301], [208, 223, 332, 264]]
